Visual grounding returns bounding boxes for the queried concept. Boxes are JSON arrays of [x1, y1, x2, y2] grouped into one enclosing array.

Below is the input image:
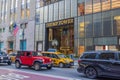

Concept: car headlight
[[0, 57, 3, 59], [65, 60, 69, 63]]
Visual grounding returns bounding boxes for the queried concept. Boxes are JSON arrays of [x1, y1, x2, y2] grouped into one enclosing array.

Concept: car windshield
[[32, 52, 42, 56], [58, 54, 67, 58], [0, 52, 7, 56]]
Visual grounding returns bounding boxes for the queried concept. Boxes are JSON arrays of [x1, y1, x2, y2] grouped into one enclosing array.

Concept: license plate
[[48, 64, 51, 67], [71, 63, 74, 66]]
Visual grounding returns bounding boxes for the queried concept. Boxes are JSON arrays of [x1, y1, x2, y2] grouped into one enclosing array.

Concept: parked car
[[15, 51, 52, 71], [77, 50, 120, 79], [0, 51, 11, 65], [9, 52, 17, 63], [41, 51, 74, 68]]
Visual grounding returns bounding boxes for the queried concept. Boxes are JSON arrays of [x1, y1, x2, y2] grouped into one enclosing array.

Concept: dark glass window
[[93, 13, 102, 37], [99, 53, 115, 60], [81, 53, 97, 59], [85, 15, 93, 37], [52, 54, 59, 58], [102, 11, 112, 36], [42, 53, 52, 57], [118, 53, 120, 60]]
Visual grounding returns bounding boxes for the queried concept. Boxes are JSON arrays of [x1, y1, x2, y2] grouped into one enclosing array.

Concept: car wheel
[[59, 63, 64, 68], [15, 61, 21, 69], [85, 67, 97, 79], [47, 66, 52, 69], [34, 62, 41, 71], [8, 62, 11, 65]]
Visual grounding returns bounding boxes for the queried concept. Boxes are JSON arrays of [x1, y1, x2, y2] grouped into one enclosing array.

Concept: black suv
[[77, 50, 120, 79], [0, 51, 11, 65]]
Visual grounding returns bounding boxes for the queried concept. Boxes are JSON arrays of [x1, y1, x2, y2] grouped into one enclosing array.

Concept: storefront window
[[112, 9, 120, 35], [79, 39, 85, 55], [112, 0, 120, 9], [85, 0, 92, 14], [78, 16, 84, 38], [102, 0, 111, 11], [93, 0, 101, 13], [78, 0, 85, 16], [113, 16, 120, 35], [20, 40, 26, 51], [85, 38, 94, 51]]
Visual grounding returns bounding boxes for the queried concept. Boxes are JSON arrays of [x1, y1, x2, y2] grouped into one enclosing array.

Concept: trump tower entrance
[[45, 18, 74, 54]]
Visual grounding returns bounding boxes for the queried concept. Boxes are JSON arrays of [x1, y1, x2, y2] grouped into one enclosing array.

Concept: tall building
[[0, 0, 120, 56], [0, 0, 36, 53], [35, 0, 120, 56]]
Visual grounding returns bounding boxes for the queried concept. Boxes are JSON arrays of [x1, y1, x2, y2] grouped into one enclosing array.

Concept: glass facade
[[35, 0, 120, 56]]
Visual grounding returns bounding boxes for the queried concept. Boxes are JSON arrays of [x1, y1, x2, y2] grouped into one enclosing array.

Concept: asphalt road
[[0, 63, 116, 80]]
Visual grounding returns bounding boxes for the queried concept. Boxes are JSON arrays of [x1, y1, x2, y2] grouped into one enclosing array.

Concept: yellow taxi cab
[[41, 51, 74, 68], [9, 52, 17, 63]]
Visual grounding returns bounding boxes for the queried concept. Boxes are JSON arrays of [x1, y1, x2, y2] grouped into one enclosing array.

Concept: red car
[[15, 51, 52, 71]]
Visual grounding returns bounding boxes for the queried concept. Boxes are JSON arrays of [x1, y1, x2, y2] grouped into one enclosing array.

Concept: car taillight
[[78, 59, 82, 64], [49, 59, 51, 62], [42, 59, 45, 62]]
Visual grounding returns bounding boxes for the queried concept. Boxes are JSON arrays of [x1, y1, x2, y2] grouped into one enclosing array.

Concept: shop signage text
[[46, 18, 74, 27]]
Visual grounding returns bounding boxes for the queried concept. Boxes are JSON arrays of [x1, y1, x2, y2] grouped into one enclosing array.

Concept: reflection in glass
[[78, 17, 85, 38], [59, 1, 64, 20], [93, 13, 102, 37], [78, 0, 85, 16], [93, 0, 101, 13], [71, 0, 77, 17], [114, 16, 120, 35], [85, 15, 93, 37], [112, 0, 120, 9], [85, 0, 92, 14], [65, 0, 70, 18], [102, 0, 110, 11]]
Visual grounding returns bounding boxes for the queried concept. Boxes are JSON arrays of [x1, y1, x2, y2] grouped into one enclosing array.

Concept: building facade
[[0, 0, 120, 56], [35, 0, 120, 56], [0, 0, 36, 53]]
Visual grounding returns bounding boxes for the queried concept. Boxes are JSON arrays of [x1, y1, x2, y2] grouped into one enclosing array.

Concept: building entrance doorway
[[47, 26, 74, 54]]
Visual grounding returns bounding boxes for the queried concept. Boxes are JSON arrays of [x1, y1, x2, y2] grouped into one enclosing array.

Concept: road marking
[[0, 73, 29, 80], [0, 67, 82, 80]]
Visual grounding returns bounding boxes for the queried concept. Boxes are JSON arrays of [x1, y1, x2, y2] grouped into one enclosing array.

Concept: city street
[[0, 63, 115, 80]]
